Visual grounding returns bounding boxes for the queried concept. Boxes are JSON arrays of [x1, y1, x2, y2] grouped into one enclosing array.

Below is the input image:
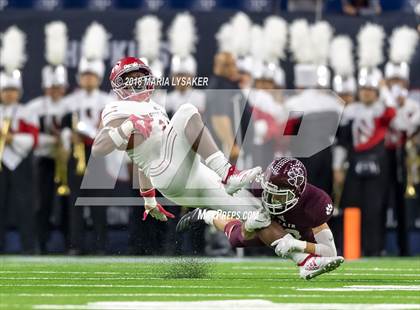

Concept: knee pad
[[171, 103, 200, 134], [178, 103, 199, 126], [224, 220, 245, 248]]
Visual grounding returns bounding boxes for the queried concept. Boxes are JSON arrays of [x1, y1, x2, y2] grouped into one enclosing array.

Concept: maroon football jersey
[[272, 183, 334, 243]]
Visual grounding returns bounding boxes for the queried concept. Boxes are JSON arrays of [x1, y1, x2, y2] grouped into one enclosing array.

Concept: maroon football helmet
[[261, 157, 307, 215], [109, 57, 155, 101]]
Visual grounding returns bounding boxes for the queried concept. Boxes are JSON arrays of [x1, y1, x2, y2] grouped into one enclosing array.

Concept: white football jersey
[[101, 99, 169, 175]]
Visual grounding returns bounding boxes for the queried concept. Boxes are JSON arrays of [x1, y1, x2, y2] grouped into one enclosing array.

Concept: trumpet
[[0, 118, 12, 172], [72, 112, 86, 176], [54, 137, 70, 196], [405, 138, 420, 198]]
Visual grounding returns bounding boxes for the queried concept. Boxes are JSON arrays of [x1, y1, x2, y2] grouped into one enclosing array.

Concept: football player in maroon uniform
[[177, 157, 344, 280]]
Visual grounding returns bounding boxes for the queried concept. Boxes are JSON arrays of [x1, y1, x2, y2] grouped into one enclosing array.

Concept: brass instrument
[[0, 118, 12, 172], [72, 113, 86, 176], [405, 138, 420, 198], [54, 138, 70, 196]]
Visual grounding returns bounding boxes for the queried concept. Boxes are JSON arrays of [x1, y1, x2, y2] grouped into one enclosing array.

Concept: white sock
[[205, 151, 231, 179], [290, 253, 311, 266], [203, 210, 218, 226]]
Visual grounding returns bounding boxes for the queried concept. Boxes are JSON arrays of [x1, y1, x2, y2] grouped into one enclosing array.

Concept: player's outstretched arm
[[272, 223, 337, 257], [138, 168, 175, 222], [310, 223, 337, 257]]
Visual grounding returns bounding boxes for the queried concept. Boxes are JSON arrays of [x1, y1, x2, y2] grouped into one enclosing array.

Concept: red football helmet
[[261, 157, 307, 215], [109, 57, 155, 101]]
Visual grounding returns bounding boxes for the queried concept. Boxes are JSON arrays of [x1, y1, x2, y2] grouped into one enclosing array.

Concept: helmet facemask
[[261, 180, 299, 215], [111, 68, 155, 101]]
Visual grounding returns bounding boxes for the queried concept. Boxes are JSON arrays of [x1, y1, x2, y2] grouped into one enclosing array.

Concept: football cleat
[[299, 256, 344, 280], [176, 208, 204, 233], [223, 166, 262, 195]]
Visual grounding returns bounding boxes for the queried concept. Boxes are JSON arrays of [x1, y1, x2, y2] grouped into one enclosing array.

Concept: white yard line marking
[[299, 285, 420, 292], [233, 266, 420, 272], [32, 300, 420, 310], [1, 272, 419, 278], [0, 271, 119, 275], [2, 293, 420, 300], [0, 283, 264, 289]]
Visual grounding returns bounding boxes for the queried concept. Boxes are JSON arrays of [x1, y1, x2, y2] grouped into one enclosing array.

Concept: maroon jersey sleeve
[[305, 185, 334, 228]]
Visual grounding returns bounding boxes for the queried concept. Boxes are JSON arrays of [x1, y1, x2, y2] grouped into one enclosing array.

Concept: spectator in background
[[342, 0, 382, 15]]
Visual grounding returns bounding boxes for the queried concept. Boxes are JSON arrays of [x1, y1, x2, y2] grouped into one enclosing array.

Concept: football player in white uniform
[[92, 57, 262, 221]]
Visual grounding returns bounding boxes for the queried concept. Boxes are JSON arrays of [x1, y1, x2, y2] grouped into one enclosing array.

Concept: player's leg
[[175, 103, 262, 195], [176, 209, 343, 280]]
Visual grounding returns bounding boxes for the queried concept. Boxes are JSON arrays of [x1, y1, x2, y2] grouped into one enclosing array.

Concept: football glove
[[140, 188, 175, 222], [271, 234, 306, 258], [244, 208, 271, 232]]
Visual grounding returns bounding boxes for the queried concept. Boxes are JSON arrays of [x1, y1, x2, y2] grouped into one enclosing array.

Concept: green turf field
[[0, 256, 419, 309]]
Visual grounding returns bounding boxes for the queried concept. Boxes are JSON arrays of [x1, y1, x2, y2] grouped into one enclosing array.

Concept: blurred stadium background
[[0, 0, 419, 260]]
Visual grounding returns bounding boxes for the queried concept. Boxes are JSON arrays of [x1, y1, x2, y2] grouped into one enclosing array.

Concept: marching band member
[[165, 13, 207, 254], [0, 27, 38, 254], [26, 21, 70, 254], [132, 15, 170, 254], [62, 22, 112, 255], [340, 24, 395, 256], [248, 17, 288, 167], [135, 15, 166, 108], [285, 20, 341, 196], [166, 13, 206, 117], [329, 35, 357, 203], [383, 26, 420, 256]]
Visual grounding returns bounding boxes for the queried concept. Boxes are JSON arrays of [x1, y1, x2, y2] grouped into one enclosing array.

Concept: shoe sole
[[176, 209, 201, 233], [226, 167, 262, 195], [304, 257, 344, 280]]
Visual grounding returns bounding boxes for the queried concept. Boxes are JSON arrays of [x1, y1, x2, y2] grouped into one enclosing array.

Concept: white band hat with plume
[[330, 35, 356, 94], [249, 16, 288, 86], [230, 12, 253, 74], [290, 19, 334, 88], [0, 26, 26, 90], [79, 21, 109, 79], [168, 12, 197, 76], [215, 13, 256, 76], [357, 23, 385, 89], [385, 26, 418, 80], [135, 15, 163, 78], [43, 21, 68, 88]]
